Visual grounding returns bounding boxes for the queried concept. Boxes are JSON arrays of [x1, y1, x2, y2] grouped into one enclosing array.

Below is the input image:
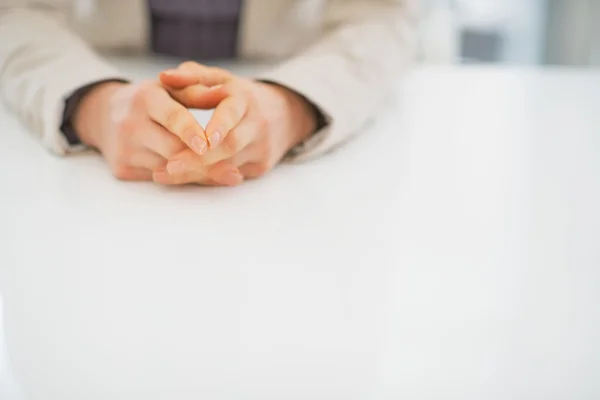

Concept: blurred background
[[419, 0, 600, 66]]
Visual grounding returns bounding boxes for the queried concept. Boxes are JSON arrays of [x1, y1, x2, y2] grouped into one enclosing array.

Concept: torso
[[59, 0, 325, 60]]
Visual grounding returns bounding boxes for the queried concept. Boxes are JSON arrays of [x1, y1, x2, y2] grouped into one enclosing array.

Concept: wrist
[[73, 82, 126, 149], [261, 82, 318, 149], [288, 90, 318, 146]]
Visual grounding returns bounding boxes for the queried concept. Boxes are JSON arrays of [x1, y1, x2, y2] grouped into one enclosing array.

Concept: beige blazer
[[0, 0, 417, 160]]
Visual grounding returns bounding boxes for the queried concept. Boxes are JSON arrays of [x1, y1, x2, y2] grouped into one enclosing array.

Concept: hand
[[154, 62, 318, 185], [73, 80, 242, 184]]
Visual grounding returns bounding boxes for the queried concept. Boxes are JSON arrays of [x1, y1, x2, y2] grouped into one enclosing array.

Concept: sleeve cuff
[[259, 60, 344, 162], [258, 78, 331, 162], [60, 78, 130, 148], [40, 57, 128, 156]]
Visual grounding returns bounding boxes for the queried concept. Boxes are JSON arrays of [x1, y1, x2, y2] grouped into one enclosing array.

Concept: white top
[[1, 59, 599, 400]]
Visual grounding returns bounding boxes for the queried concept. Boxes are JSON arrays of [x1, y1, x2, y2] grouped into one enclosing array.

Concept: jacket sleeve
[[260, 0, 419, 161], [0, 2, 126, 155]]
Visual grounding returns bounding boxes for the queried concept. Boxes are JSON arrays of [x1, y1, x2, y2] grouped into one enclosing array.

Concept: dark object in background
[[461, 28, 503, 63], [148, 0, 243, 60]]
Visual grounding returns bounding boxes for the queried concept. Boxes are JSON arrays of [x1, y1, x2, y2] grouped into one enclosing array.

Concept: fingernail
[[162, 69, 177, 76], [166, 160, 186, 175], [191, 136, 207, 155], [208, 132, 221, 148], [219, 170, 243, 186]]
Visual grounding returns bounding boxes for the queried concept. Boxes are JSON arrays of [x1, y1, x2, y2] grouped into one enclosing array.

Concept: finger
[[129, 151, 167, 170], [199, 117, 262, 167], [178, 62, 233, 81], [204, 89, 250, 153], [144, 89, 209, 157], [206, 160, 245, 186], [229, 141, 264, 166], [164, 81, 236, 110], [159, 70, 203, 89], [161, 149, 209, 185], [165, 84, 221, 109], [195, 83, 236, 108], [228, 142, 271, 180], [141, 122, 187, 159], [153, 157, 209, 186], [231, 140, 277, 180], [154, 168, 241, 187], [115, 167, 153, 182], [160, 64, 233, 89], [202, 179, 223, 186], [176, 63, 233, 88], [153, 168, 201, 186], [238, 163, 271, 180], [164, 149, 244, 187], [163, 86, 250, 166]]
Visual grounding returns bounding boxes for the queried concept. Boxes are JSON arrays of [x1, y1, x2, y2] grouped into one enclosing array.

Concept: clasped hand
[[75, 62, 317, 186]]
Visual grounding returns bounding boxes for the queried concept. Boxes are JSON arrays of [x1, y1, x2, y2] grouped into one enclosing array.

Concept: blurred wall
[[417, 0, 600, 66], [498, 1, 546, 65], [545, 0, 600, 66]]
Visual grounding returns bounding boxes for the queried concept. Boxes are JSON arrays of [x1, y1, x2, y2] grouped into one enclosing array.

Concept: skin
[[155, 62, 317, 185], [74, 62, 317, 186]]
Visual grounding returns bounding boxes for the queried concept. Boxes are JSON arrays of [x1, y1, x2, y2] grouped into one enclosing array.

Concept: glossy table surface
[[1, 59, 599, 400]]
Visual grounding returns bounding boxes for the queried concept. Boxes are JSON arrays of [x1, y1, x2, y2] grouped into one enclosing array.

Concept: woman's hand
[[74, 79, 241, 183], [154, 62, 317, 185]]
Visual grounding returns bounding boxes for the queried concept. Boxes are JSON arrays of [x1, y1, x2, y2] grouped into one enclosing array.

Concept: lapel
[[238, 0, 293, 56]]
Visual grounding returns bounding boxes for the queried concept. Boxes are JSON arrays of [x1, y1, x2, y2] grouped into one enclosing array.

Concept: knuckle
[[255, 162, 270, 176], [164, 107, 187, 131], [222, 107, 241, 126], [132, 82, 155, 103], [256, 115, 269, 132], [247, 162, 270, 179], [244, 86, 258, 102], [115, 118, 136, 137], [218, 83, 235, 97], [166, 137, 186, 156], [166, 88, 188, 105], [110, 141, 134, 168], [112, 164, 131, 181], [112, 151, 130, 172], [168, 174, 186, 185], [258, 161, 273, 176], [207, 164, 225, 178], [222, 100, 238, 115]]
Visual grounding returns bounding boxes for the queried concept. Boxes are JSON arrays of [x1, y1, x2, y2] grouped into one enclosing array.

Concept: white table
[[1, 59, 599, 400]]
